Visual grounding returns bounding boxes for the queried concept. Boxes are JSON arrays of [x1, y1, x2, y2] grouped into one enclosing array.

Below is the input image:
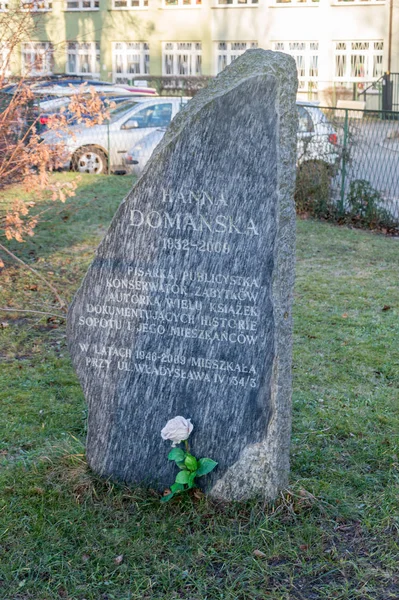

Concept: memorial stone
[[67, 49, 298, 501]]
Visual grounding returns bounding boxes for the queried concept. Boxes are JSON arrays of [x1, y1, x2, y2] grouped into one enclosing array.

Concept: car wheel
[[71, 146, 108, 174]]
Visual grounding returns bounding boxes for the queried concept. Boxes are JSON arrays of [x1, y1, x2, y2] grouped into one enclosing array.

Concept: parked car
[[125, 127, 167, 176], [36, 95, 148, 133], [125, 102, 340, 177], [296, 102, 339, 168], [1, 78, 157, 98], [42, 97, 187, 174]]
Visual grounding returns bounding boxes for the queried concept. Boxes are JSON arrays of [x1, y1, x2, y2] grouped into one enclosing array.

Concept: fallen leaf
[[114, 554, 124, 565], [253, 549, 267, 558], [192, 488, 205, 500], [382, 305, 391, 311], [342, 313, 348, 319], [299, 544, 308, 551], [81, 553, 90, 563], [1, 322, 9, 328]]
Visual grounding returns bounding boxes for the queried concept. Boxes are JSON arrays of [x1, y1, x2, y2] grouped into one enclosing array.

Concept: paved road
[[329, 116, 399, 220]]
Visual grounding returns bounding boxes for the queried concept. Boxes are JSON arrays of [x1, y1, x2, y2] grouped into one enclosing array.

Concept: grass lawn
[[0, 174, 398, 600]]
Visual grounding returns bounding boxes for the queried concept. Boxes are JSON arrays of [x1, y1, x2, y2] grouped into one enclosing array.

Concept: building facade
[[1, 0, 398, 98]]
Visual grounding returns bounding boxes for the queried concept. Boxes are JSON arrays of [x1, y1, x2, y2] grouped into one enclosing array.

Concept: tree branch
[[0, 242, 68, 313], [0, 307, 65, 319]]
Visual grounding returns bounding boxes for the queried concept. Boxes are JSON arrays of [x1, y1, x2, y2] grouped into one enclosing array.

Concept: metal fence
[[297, 104, 399, 232], [2, 80, 399, 233], [37, 97, 399, 233]]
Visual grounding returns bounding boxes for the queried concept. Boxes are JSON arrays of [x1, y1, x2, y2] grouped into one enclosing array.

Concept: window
[[216, 42, 258, 73], [335, 0, 384, 3], [113, 0, 147, 8], [65, 0, 99, 10], [0, 1, 8, 9], [216, 0, 258, 4], [112, 42, 150, 83], [21, 0, 52, 9], [162, 42, 202, 76], [334, 41, 384, 82], [164, 0, 201, 6], [22, 42, 53, 76], [67, 42, 100, 77], [274, 0, 319, 4], [122, 103, 173, 129], [273, 42, 319, 91]]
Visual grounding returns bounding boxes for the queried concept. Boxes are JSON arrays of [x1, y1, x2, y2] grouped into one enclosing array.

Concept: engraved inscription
[[66, 62, 294, 496], [72, 186, 265, 386]]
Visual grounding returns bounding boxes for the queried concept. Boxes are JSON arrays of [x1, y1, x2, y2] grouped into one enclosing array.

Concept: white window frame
[[333, 0, 384, 4], [21, 42, 53, 76], [21, 0, 52, 10], [215, 0, 258, 5], [334, 41, 384, 82], [215, 42, 258, 74], [0, 1, 9, 10], [113, 0, 148, 8], [162, 42, 202, 76], [163, 0, 201, 6], [273, 41, 319, 91], [112, 42, 150, 83], [65, 0, 99, 10], [273, 0, 318, 5], [66, 42, 100, 77]]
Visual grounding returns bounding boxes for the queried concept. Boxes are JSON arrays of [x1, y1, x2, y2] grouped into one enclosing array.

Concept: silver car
[[125, 102, 340, 178], [42, 97, 187, 174]]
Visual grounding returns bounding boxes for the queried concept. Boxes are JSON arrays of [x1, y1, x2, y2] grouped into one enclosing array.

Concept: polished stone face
[[67, 49, 298, 500]]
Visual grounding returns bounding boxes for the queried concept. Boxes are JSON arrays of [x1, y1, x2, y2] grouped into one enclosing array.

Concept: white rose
[[161, 416, 193, 447]]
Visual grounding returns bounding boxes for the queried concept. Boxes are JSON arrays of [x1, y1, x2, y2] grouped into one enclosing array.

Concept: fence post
[[382, 73, 392, 112], [107, 120, 110, 175], [339, 108, 349, 216]]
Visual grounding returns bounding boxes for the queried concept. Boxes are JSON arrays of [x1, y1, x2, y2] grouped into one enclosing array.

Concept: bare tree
[[0, 7, 112, 312]]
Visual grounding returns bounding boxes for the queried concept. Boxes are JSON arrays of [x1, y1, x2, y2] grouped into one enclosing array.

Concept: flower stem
[[184, 440, 190, 453]]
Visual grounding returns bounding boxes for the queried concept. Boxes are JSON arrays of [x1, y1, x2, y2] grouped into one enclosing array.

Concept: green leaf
[[168, 448, 185, 462], [176, 461, 187, 470], [184, 454, 198, 471], [175, 470, 190, 485], [171, 482, 185, 493], [160, 493, 174, 503], [196, 458, 218, 477], [188, 471, 197, 488]]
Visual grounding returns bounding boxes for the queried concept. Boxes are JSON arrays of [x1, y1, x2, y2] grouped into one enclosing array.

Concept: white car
[[124, 127, 166, 176], [296, 102, 339, 168], [125, 102, 340, 177], [42, 97, 187, 174]]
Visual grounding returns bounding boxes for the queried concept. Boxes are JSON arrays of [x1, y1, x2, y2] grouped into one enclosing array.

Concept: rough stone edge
[[138, 51, 298, 501], [121, 49, 297, 206], [68, 50, 298, 502], [202, 50, 299, 502]]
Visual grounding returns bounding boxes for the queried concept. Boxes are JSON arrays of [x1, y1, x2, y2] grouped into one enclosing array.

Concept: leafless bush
[[0, 8, 112, 310]]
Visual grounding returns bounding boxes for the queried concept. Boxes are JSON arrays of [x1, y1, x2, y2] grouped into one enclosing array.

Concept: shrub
[[345, 179, 394, 229]]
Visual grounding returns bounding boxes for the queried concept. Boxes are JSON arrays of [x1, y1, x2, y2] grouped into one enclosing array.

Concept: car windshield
[[109, 101, 141, 123]]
